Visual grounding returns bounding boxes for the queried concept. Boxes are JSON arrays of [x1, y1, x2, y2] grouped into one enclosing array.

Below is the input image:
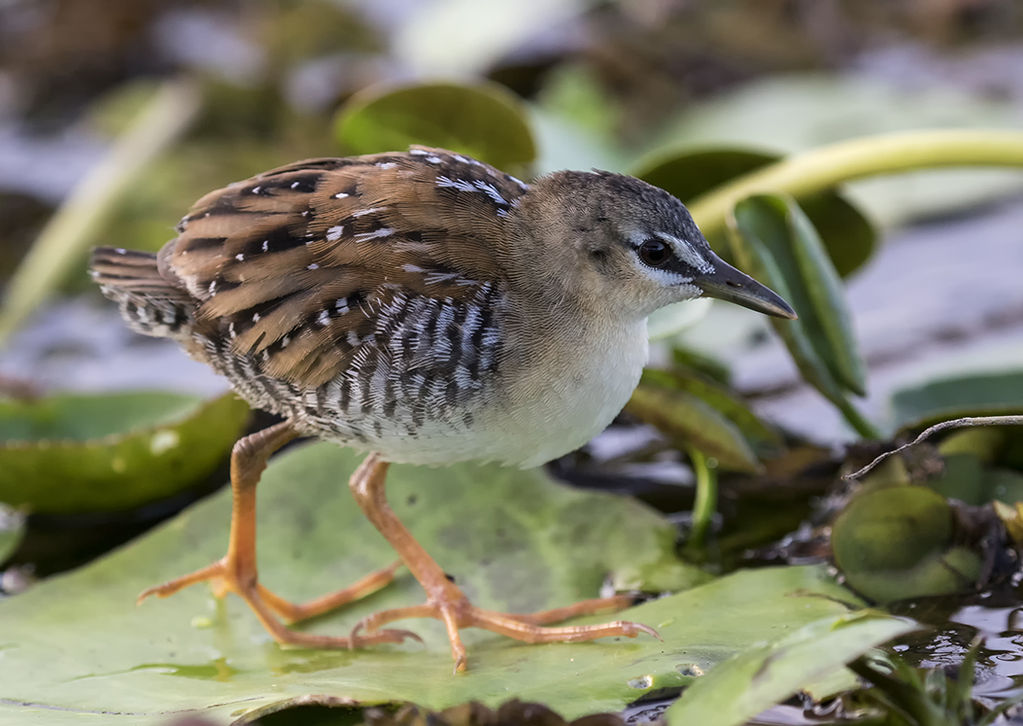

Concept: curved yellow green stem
[[686, 447, 717, 550], [689, 129, 1023, 237]]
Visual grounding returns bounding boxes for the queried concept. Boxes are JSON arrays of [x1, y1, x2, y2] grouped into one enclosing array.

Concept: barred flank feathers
[[89, 247, 192, 338]]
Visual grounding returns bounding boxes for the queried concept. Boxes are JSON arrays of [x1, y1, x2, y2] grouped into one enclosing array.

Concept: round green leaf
[[0, 439, 897, 725], [334, 81, 536, 172], [832, 486, 983, 603], [0, 391, 249, 513], [634, 147, 877, 278]]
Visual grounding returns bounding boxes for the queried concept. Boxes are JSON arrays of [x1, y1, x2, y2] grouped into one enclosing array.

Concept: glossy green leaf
[[666, 612, 916, 726], [0, 441, 895, 724], [625, 383, 761, 472], [334, 81, 536, 173], [728, 206, 841, 403], [728, 194, 878, 438], [634, 147, 877, 277], [831, 486, 983, 603], [891, 370, 1023, 431], [635, 368, 783, 458], [0, 391, 249, 513], [730, 194, 866, 396], [785, 206, 868, 395]]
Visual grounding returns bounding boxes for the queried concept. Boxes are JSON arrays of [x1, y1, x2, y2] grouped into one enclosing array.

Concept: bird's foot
[[350, 591, 657, 672], [138, 557, 414, 649]]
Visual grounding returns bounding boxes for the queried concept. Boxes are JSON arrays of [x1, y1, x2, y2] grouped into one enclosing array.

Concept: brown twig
[[843, 415, 1023, 481]]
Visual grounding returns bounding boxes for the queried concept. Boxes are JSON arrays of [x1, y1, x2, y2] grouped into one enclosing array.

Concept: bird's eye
[[638, 238, 671, 268]]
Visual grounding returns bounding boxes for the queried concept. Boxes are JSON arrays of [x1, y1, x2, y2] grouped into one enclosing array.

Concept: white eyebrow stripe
[[656, 232, 715, 274]]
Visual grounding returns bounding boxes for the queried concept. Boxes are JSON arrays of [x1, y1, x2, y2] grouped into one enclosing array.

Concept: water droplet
[[627, 675, 654, 689], [675, 663, 704, 677]]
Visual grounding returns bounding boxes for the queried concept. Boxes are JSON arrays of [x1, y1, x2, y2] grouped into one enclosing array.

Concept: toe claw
[[350, 624, 421, 648], [137, 586, 161, 605], [348, 622, 365, 650], [383, 628, 422, 645], [629, 622, 661, 641]]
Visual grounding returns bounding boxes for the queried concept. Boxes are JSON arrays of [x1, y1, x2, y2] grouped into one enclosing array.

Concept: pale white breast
[[287, 314, 649, 469], [463, 317, 650, 468]]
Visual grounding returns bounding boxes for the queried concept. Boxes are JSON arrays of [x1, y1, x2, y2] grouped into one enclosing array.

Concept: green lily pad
[[634, 147, 877, 278], [891, 369, 1023, 431], [666, 611, 917, 726], [831, 485, 983, 603], [0, 391, 249, 513], [334, 81, 536, 174], [0, 442, 905, 724]]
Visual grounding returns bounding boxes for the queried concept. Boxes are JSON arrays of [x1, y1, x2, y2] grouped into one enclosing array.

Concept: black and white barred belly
[[198, 282, 507, 462]]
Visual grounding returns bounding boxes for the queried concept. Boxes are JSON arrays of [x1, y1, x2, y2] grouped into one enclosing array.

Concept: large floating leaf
[[0, 391, 248, 513], [0, 442, 904, 724], [666, 612, 916, 726], [334, 81, 536, 173], [831, 485, 983, 603], [634, 147, 877, 278], [891, 370, 1023, 431]]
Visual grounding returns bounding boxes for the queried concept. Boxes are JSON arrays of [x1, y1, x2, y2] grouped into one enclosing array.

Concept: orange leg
[[138, 422, 413, 649], [347, 453, 658, 672]]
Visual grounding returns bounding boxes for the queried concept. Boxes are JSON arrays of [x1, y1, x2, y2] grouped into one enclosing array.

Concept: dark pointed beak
[[696, 258, 797, 320]]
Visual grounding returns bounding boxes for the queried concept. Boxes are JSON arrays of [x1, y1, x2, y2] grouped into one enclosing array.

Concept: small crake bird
[[91, 146, 795, 672]]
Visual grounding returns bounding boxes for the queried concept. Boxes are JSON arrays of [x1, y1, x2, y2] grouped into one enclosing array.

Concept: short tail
[[90, 247, 192, 338]]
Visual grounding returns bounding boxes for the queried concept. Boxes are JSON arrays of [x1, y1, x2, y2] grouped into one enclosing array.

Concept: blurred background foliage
[[2, 1, 1023, 724]]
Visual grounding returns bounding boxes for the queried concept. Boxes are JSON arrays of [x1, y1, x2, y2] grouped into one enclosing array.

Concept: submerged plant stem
[[689, 129, 1023, 237], [686, 447, 717, 549]]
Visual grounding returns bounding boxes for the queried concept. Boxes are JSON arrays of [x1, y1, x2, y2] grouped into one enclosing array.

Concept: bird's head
[[511, 170, 796, 322]]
